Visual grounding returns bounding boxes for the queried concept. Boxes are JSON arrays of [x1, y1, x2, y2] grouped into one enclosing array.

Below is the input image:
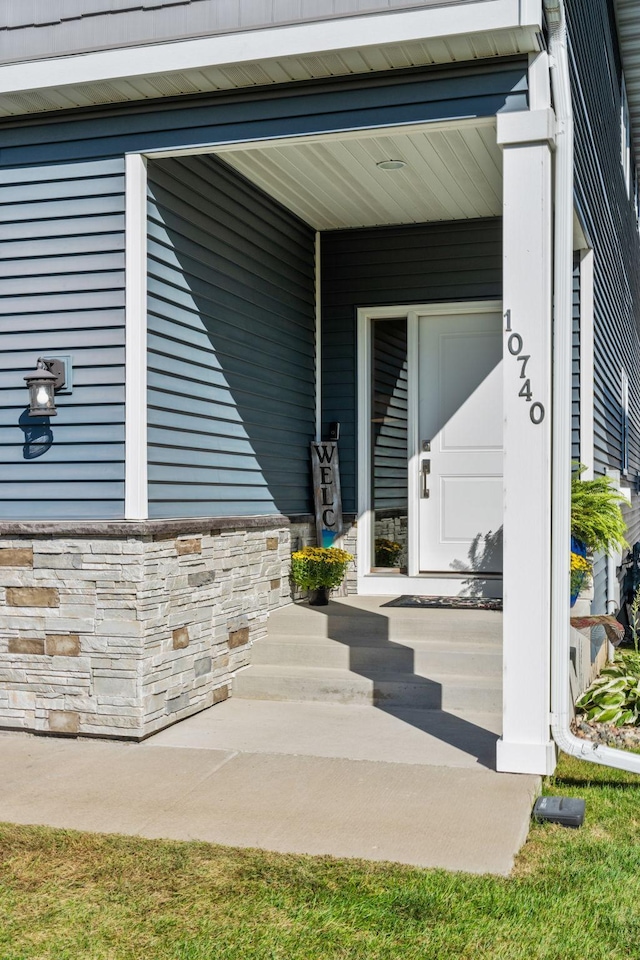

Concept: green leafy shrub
[[290, 546, 353, 590], [576, 662, 640, 726], [571, 465, 628, 555]]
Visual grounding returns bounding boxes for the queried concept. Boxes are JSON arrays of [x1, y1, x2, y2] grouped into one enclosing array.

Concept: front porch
[[164, 595, 503, 769], [0, 57, 564, 775]]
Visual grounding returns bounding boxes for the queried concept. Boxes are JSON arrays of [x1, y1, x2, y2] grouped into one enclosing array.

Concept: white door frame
[[356, 299, 503, 596]]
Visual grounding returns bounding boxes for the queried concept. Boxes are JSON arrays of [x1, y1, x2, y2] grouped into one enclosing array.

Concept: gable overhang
[[0, 0, 542, 119], [616, 0, 640, 174]]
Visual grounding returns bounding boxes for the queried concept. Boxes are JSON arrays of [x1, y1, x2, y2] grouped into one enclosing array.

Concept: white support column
[[124, 152, 149, 521], [528, 52, 551, 112], [496, 110, 557, 775]]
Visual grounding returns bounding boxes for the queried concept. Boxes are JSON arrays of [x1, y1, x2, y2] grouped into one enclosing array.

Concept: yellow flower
[[570, 553, 591, 574], [376, 539, 401, 552], [292, 546, 353, 564]]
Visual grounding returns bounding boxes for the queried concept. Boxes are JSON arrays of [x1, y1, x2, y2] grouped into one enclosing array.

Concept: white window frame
[[622, 367, 630, 478], [578, 248, 595, 480], [622, 77, 632, 199]]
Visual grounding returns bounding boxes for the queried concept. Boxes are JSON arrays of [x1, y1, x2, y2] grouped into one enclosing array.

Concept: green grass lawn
[[1, 754, 640, 960]]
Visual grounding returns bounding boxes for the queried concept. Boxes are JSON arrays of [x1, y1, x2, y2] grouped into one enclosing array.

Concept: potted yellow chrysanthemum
[[290, 546, 354, 606]]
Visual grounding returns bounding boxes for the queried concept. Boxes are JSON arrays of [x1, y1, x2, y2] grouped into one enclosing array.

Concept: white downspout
[[547, 0, 640, 773]]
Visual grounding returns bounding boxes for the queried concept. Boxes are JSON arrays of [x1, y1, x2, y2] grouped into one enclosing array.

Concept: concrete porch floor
[[0, 597, 540, 876]]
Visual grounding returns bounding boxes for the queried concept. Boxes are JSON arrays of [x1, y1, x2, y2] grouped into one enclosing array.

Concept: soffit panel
[[0, 28, 538, 118], [216, 120, 502, 229]]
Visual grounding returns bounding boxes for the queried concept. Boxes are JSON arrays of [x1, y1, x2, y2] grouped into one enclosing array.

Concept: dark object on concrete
[[309, 587, 330, 606], [533, 796, 586, 828], [384, 595, 502, 611]]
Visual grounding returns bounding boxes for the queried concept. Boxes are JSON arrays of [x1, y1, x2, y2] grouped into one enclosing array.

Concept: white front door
[[417, 310, 503, 574]]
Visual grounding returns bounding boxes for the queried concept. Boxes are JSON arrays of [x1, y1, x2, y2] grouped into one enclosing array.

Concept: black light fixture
[[23, 358, 66, 417]]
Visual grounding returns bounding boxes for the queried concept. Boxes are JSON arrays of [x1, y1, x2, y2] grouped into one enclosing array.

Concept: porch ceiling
[[216, 118, 502, 230]]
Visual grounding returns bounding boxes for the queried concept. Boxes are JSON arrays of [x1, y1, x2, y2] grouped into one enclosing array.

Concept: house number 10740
[[504, 310, 545, 425]]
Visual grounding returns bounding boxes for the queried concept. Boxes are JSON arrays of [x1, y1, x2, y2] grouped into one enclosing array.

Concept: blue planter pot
[[570, 537, 588, 607], [571, 536, 587, 558]]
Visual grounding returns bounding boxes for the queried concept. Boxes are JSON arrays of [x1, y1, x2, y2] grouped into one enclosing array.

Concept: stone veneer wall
[[0, 516, 290, 739]]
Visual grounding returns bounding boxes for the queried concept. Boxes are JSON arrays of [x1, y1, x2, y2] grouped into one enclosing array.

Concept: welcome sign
[[310, 441, 343, 548]]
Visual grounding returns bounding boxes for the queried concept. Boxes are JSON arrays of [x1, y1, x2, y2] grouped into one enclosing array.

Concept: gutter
[[546, 0, 640, 773]]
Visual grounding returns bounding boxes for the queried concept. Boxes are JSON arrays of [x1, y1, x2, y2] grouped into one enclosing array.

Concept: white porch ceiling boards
[[616, 0, 640, 172], [216, 119, 502, 230]]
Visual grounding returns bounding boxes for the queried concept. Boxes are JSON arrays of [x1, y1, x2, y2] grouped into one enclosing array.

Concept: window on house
[[621, 78, 632, 198], [621, 368, 630, 477], [371, 317, 408, 571]]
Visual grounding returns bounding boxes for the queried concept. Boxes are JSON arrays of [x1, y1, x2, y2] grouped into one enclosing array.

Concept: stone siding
[[0, 517, 290, 739], [373, 515, 408, 570]]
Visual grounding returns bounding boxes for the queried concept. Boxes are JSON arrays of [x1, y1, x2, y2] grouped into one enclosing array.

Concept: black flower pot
[[309, 587, 330, 606]]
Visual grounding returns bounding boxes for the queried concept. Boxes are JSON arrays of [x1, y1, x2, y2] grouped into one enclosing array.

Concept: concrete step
[[262, 623, 502, 650], [233, 664, 501, 713], [268, 603, 502, 646], [252, 637, 502, 677]]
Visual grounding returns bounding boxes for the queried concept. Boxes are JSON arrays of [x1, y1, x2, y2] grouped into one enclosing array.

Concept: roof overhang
[[0, 0, 542, 119], [616, 0, 640, 172]]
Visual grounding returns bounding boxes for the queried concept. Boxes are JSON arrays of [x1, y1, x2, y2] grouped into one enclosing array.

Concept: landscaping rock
[[572, 714, 640, 750]]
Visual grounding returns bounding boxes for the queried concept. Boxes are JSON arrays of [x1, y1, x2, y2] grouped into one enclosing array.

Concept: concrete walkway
[[0, 598, 539, 875], [0, 718, 537, 875]]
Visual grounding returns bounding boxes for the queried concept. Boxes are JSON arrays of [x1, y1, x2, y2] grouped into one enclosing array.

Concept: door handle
[[421, 460, 430, 498]]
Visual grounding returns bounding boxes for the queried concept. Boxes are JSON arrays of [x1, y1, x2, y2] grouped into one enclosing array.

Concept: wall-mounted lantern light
[[23, 358, 66, 417]]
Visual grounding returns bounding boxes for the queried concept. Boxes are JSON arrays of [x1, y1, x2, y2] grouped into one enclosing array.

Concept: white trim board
[[124, 153, 149, 521], [579, 248, 595, 479], [0, 2, 533, 98], [360, 575, 503, 598], [356, 299, 503, 596], [144, 116, 496, 162]]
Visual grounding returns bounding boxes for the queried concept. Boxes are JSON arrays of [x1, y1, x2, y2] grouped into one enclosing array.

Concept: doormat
[[383, 595, 503, 611]]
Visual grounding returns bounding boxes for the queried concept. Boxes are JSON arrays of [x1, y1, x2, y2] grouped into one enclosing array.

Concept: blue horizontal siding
[[569, 0, 640, 478], [567, 0, 640, 614], [0, 158, 126, 519], [0, 63, 527, 521], [147, 154, 316, 518], [0, 63, 528, 165], [321, 218, 502, 511]]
